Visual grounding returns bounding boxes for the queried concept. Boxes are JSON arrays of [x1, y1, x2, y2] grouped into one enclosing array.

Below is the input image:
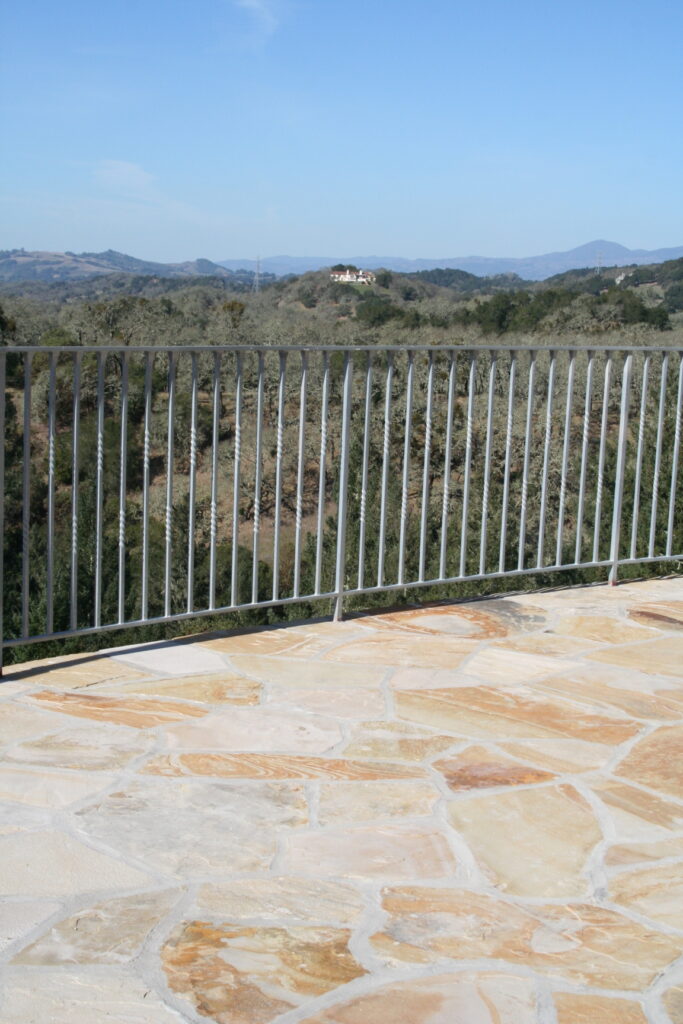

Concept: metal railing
[[1, 343, 682, 667]]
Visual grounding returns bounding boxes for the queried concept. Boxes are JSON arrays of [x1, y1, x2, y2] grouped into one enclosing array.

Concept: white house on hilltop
[[329, 267, 376, 284]]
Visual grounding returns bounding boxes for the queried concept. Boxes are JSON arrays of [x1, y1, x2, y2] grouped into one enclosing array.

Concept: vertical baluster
[[459, 354, 476, 578], [555, 350, 575, 567], [272, 351, 286, 601], [357, 353, 373, 590], [293, 351, 307, 598], [377, 353, 394, 588], [187, 352, 198, 613], [334, 353, 353, 620], [70, 352, 81, 630], [0, 353, 5, 672], [518, 352, 536, 571], [117, 352, 129, 624], [479, 352, 497, 575], [141, 353, 152, 621], [648, 353, 668, 558], [418, 352, 434, 582], [575, 352, 594, 565], [230, 352, 243, 606], [314, 352, 329, 596], [439, 350, 456, 580], [21, 353, 32, 637], [251, 352, 264, 604], [210, 352, 221, 610], [666, 354, 683, 557], [629, 354, 649, 560], [164, 351, 177, 617], [498, 352, 516, 573], [397, 350, 414, 586], [593, 354, 612, 562], [46, 353, 57, 634], [536, 350, 555, 568], [94, 353, 104, 628], [609, 353, 633, 584]]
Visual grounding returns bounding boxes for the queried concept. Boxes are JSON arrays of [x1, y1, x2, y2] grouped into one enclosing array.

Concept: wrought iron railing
[[1, 343, 682, 668]]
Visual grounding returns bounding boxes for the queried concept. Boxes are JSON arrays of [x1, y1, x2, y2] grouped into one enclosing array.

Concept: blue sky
[[2, 0, 682, 261]]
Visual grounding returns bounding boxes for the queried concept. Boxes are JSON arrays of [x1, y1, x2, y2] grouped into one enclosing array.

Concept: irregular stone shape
[[13, 889, 177, 964], [0, 765, 114, 808], [101, 674, 261, 705], [433, 745, 556, 792], [4, 722, 150, 771], [396, 687, 638, 743], [492, 632, 597, 656], [342, 721, 456, 762], [162, 920, 365, 1023], [465, 646, 577, 683], [355, 603, 511, 637], [0, 704, 69, 746], [0, 901, 60, 954], [76, 778, 307, 876], [553, 993, 648, 1023], [609, 862, 683, 927], [0, 831, 154, 896], [605, 837, 683, 865], [553, 613, 659, 645], [371, 887, 682, 989], [447, 785, 601, 897], [318, 781, 439, 824], [498, 738, 614, 774], [321, 632, 479, 669], [266, 685, 385, 719], [537, 671, 683, 720], [629, 601, 683, 631], [196, 878, 364, 924], [615, 725, 683, 797], [586, 637, 683, 677], [27, 690, 208, 729], [228, 655, 385, 689], [112, 641, 227, 676], [664, 985, 683, 1024], [143, 753, 425, 780], [298, 972, 538, 1024], [5, 657, 148, 691], [198, 627, 337, 658], [0, 969, 186, 1022], [164, 708, 343, 753], [590, 778, 683, 838], [280, 825, 457, 880]]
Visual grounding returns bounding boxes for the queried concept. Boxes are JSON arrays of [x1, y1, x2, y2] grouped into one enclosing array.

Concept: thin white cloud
[[233, 0, 281, 39], [94, 160, 156, 197]]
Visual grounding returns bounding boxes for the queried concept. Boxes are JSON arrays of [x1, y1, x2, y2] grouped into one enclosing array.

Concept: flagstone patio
[[1, 577, 682, 1024]]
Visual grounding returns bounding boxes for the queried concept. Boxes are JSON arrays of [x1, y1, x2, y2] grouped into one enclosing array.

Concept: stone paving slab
[[1, 578, 683, 1023]]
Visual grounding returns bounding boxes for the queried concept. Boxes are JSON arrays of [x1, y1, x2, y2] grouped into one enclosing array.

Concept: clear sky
[[2, 0, 682, 261]]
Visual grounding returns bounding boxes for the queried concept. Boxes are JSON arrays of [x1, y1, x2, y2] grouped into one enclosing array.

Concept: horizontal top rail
[[2, 342, 683, 355]]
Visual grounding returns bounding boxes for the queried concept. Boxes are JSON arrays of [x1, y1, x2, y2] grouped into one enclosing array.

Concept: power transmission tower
[[252, 256, 261, 294], [595, 250, 603, 276]]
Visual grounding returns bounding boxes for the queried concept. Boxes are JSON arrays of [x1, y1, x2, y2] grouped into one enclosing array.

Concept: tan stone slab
[[0, 831, 154, 896], [5, 657, 149, 691], [100, 673, 261, 704], [371, 886, 682, 989], [198, 628, 333, 658], [164, 707, 343, 753], [665, 984, 683, 1024], [609, 861, 683, 927], [553, 993, 648, 1023], [281, 825, 457, 880], [4, 723, 151, 771], [395, 686, 639, 742], [605, 837, 683, 866], [0, 970, 187, 1023], [321, 631, 479, 668], [498, 738, 615, 774], [0, 901, 61, 954], [586, 636, 683, 677], [433, 745, 556, 791], [196, 878, 364, 924], [0, 704, 72, 746], [318, 781, 439, 824], [536, 671, 683, 720], [492, 632, 599, 656], [266, 685, 385, 718], [463, 646, 577, 684], [629, 601, 683, 631], [298, 972, 538, 1024], [26, 690, 208, 729], [342, 720, 457, 762], [76, 779, 307, 877], [142, 753, 426, 780], [0, 765, 115, 808], [13, 889, 178, 964], [590, 778, 683, 837], [447, 785, 602, 898], [354, 602, 512, 637], [229, 654, 385, 689], [553, 613, 660, 645], [162, 920, 365, 1023], [615, 724, 683, 797], [389, 666, 474, 690]]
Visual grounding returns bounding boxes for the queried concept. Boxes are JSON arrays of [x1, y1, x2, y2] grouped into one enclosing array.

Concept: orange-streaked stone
[[552, 613, 659, 645], [4, 723, 151, 771], [553, 993, 648, 1023], [142, 753, 426, 780], [4, 657, 148, 691], [342, 720, 457, 762], [590, 778, 683, 836], [100, 674, 261, 704], [609, 861, 683, 927], [321, 632, 479, 668], [628, 601, 683, 631], [605, 837, 683, 866], [536, 671, 683, 720], [433, 745, 556, 791], [615, 724, 683, 797], [26, 691, 207, 728], [317, 781, 439, 824], [586, 636, 683, 677], [498, 738, 614, 774], [664, 985, 683, 1024]]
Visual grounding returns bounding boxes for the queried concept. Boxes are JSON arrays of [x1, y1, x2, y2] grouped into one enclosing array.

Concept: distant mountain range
[[219, 241, 683, 281], [2, 240, 683, 285]]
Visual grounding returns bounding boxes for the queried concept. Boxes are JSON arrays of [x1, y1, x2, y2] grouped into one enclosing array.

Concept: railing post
[[0, 351, 5, 677], [609, 353, 633, 585], [334, 352, 353, 621]]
